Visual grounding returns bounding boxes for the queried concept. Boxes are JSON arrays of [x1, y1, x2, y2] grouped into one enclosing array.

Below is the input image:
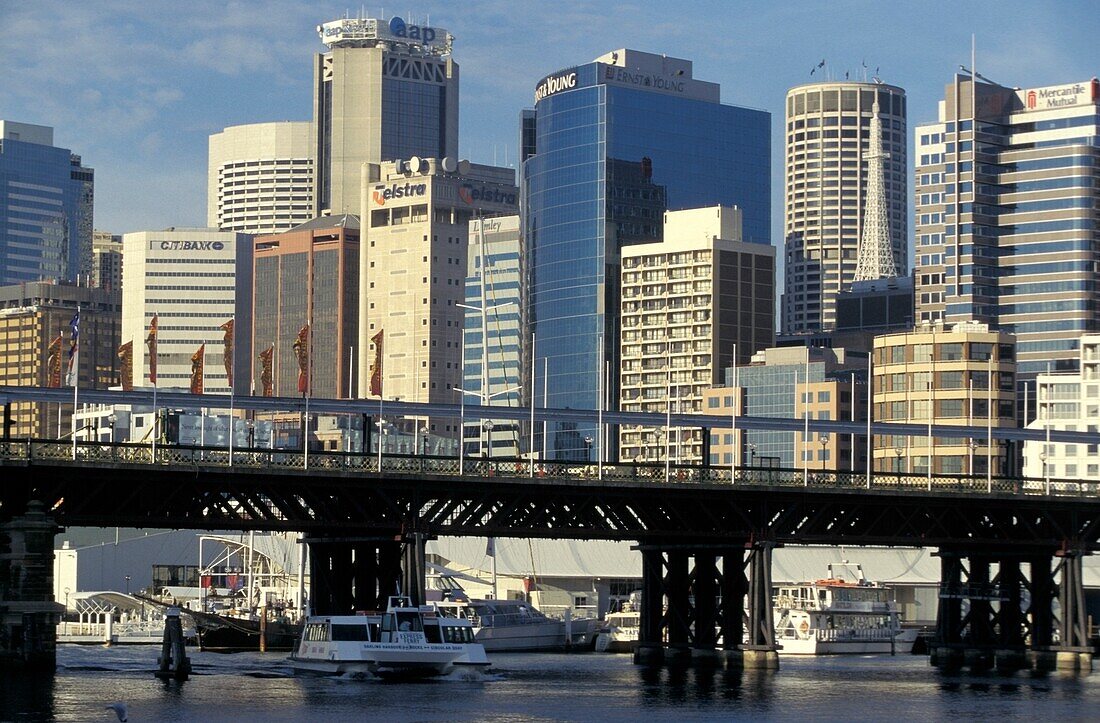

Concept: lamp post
[[124, 575, 131, 595], [1040, 450, 1049, 495], [819, 433, 828, 470], [64, 586, 70, 612], [968, 440, 978, 477], [246, 419, 255, 448], [748, 442, 757, 468], [420, 426, 429, 456], [895, 446, 904, 485], [584, 435, 593, 462], [107, 412, 117, 444], [483, 420, 495, 460]]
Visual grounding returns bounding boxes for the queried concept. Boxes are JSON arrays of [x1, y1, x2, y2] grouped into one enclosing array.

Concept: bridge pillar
[[401, 533, 427, 607], [743, 541, 778, 670], [351, 544, 377, 611], [329, 544, 354, 615], [664, 551, 691, 664], [0, 501, 64, 671], [1055, 550, 1092, 672], [720, 549, 747, 668], [963, 556, 995, 670], [376, 542, 402, 609], [691, 553, 721, 666], [930, 551, 964, 669], [635, 547, 665, 666], [995, 557, 1028, 671], [1027, 554, 1056, 671]]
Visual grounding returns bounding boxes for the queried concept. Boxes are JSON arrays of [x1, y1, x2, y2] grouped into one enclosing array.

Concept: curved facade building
[[523, 49, 771, 460], [782, 82, 907, 334], [207, 121, 314, 235]]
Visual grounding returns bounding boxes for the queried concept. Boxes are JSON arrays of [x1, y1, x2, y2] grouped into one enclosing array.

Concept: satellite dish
[[394, 159, 406, 174], [457, 159, 471, 175], [441, 157, 457, 173], [409, 156, 422, 174]]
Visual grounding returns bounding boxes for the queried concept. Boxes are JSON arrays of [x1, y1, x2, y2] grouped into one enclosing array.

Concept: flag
[[293, 324, 310, 395], [369, 329, 384, 397], [47, 333, 63, 388], [190, 344, 205, 395], [259, 344, 274, 397], [220, 318, 234, 390], [485, 538, 495, 557], [146, 314, 159, 384], [65, 311, 79, 387], [117, 341, 133, 392]]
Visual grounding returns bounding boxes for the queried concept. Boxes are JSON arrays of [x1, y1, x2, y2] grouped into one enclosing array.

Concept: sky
[[1, 0, 1096, 248]]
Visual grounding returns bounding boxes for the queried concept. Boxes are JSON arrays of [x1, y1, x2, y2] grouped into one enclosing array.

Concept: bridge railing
[[2, 439, 1095, 499]]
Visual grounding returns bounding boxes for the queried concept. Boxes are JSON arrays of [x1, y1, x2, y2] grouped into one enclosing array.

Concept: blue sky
[[2, 0, 1096, 246]]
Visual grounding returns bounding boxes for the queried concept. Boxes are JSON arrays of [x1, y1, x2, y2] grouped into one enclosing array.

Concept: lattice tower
[[854, 100, 899, 281]]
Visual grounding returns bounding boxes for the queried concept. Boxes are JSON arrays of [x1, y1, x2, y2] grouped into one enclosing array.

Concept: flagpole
[[71, 305, 80, 460], [228, 316, 234, 466]]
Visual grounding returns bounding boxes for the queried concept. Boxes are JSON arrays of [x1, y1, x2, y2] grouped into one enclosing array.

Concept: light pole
[[124, 575, 131, 595], [584, 436, 593, 462], [1040, 450, 1049, 495], [246, 419, 254, 448], [819, 433, 828, 471], [64, 586, 70, 612], [420, 426, 430, 456], [895, 446, 904, 485], [748, 442, 757, 468], [107, 412, 117, 444], [482, 420, 495, 460], [969, 440, 978, 477]]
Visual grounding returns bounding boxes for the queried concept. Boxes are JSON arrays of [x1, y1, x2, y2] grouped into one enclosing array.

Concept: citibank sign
[[535, 71, 577, 102], [159, 241, 225, 251]]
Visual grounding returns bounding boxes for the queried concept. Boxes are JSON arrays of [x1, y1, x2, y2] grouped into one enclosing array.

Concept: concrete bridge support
[[306, 537, 401, 616], [0, 501, 64, 671]]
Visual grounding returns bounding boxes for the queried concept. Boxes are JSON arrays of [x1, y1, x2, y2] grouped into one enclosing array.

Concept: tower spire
[[854, 99, 898, 281]]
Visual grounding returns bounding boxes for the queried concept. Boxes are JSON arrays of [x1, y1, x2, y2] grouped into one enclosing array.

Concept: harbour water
[[4, 646, 1099, 721]]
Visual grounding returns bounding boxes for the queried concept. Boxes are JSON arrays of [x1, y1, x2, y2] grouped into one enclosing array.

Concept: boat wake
[[440, 667, 501, 683]]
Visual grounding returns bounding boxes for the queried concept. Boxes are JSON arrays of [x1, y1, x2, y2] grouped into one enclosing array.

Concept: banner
[[370, 329, 384, 397], [117, 341, 133, 392], [146, 314, 159, 384], [293, 324, 310, 395], [47, 333, 63, 388], [220, 319, 234, 390], [65, 311, 80, 387], [259, 344, 274, 397], [190, 343, 205, 395]]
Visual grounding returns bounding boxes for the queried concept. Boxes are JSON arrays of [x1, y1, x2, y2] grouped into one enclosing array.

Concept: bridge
[[1, 386, 1098, 673]]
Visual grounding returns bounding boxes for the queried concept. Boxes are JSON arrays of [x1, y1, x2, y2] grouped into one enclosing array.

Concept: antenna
[[853, 98, 899, 282]]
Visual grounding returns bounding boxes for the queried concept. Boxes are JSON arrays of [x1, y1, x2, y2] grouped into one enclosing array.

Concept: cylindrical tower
[[782, 81, 907, 335]]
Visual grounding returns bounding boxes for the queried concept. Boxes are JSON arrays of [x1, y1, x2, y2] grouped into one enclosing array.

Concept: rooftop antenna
[[853, 97, 899, 282]]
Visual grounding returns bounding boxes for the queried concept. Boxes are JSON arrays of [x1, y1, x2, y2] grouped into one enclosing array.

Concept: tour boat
[[593, 610, 640, 653], [288, 596, 490, 678], [773, 563, 919, 655], [430, 592, 598, 651]]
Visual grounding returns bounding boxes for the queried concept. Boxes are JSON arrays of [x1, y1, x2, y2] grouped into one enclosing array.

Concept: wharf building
[[1023, 335, 1100, 482], [208, 122, 315, 235], [251, 215, 359, 399], [618, 206, 775, 464], [523, 48, 771, 460], [913, 75, 1100, 377], [359, 157, 517, 440], [0, 121, 94, 285], [0, 281, 120, 437], [120, 229, 253, 394], [91, 231, 123, 291], [782, 82, 907, 335], [871, 321, 1016, 476], [313, 16, 459, 218], [462, 215, 522, 459], [702, 346, 867, 471]]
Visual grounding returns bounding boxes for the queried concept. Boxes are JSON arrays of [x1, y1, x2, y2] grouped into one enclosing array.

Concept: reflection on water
[[2, 647, 1098, 721]]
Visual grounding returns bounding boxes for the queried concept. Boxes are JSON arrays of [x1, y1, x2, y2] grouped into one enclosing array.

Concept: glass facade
[[735, 362, 825, 468], [0, 135, 93, 285], [523, 57, 770, 459]]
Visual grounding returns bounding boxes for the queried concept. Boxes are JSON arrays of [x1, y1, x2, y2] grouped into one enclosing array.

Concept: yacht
[[773, 563, 919, 655], [289, 596, 489, 678], [429, 576, 598, 651]]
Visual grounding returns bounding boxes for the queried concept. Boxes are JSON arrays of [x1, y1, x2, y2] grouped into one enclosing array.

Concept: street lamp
[[245, 419, 255, 448], [1040, 450, 1049, 494], [748, 442, 757, 467], [125, 575, 131, 595], [584, 436, 593, 462], [107, 413, 117, 444], [482, 420, 495, 460], [64, 586, 70, 612], [968, 440, 978, 477], [819, 433, 828, 469], [895, 446, 904, 484], [420, 426, 430, 456]]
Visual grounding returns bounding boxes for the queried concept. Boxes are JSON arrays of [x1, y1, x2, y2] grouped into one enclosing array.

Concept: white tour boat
[[593, 610, 640, 653], [289, 596, 489, 678], [774, 563, 919, 655]]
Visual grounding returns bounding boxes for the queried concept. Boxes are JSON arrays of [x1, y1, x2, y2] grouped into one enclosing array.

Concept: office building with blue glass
[[0, 121, 94, 286], [522, 49, 770, 459]]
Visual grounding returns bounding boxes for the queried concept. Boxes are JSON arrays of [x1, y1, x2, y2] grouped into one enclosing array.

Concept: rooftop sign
[[1016, 79, 1098, 112], [317, 17, 453, 55]]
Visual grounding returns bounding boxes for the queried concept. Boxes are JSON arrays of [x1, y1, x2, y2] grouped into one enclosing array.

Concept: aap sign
[[388, 16, 437, 44]]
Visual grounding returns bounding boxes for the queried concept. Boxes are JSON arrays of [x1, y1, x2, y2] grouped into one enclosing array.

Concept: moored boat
[[774, 562, 918, 655], [593, 610, 640, 653], [288, 596, 489, 678]]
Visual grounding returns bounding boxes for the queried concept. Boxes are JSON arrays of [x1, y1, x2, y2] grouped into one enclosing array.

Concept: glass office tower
[[523, 49, 770, 459], [0, 121, 94, 285]]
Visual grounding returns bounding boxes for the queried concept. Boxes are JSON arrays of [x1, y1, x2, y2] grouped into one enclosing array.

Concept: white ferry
[[774, 563, 919, 655], [289, 596, 489, 678]]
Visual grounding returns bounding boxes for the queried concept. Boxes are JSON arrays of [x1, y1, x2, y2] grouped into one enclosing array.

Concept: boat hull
[[778, 630, 919, 656], [196, 618, 300, 652], [289, 646, 489, 678], [475, 620, 596, 652]]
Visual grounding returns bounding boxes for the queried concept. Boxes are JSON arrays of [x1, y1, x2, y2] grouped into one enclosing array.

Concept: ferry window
[[332, 624, 370, 641], [382, 614, 394, 632], [396, 612, 423, 631], [423, 623, 442, 644], [369, 623, 380, 640]]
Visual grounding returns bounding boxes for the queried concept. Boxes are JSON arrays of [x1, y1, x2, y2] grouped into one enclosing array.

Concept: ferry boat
[[773, 563, 919, 655], [593, 610, 640, 653], [288, 596, 489, 678]]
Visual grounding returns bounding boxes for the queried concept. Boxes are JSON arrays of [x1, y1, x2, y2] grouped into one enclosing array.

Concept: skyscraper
[[208, 122, 314, 235], [313, 16, 459, 217], [523, 49, 770, 460], [782, 82, 907, 335], [0, 121, 94, 285], [914, 75, 1100, 376], [91, 230, 123, 291]]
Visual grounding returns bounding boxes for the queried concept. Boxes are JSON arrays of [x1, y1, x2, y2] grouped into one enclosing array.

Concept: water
[[4, 646, 1099, 721]]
